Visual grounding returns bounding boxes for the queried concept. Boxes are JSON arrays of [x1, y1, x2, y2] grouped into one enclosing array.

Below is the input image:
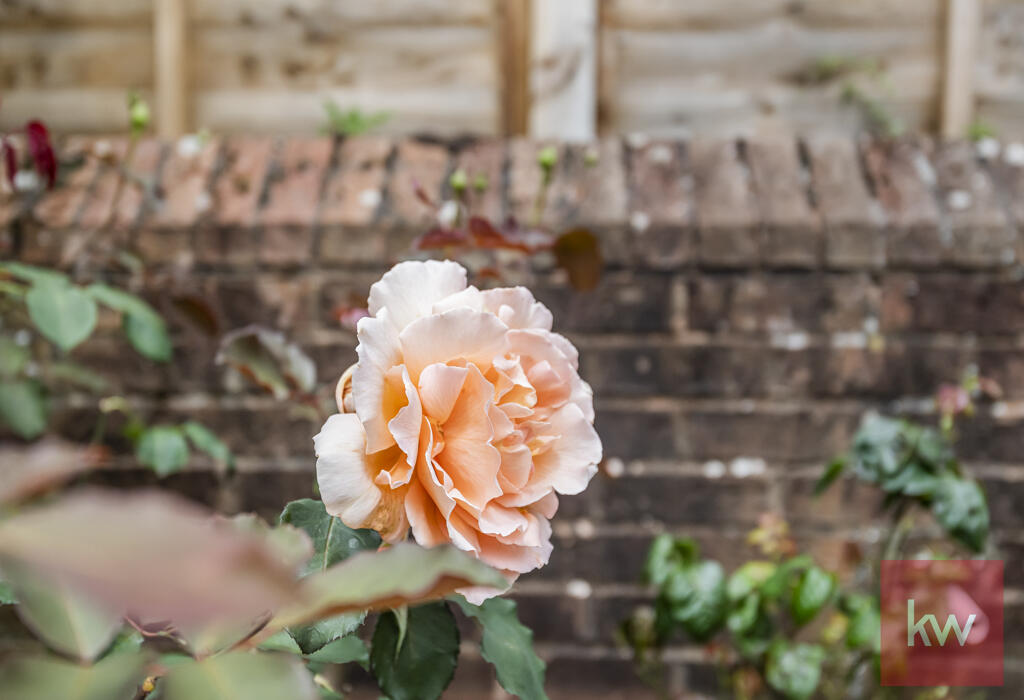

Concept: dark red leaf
[[554, 228, 603, 291], [414, 226, 469, 250], [411, 177, 438, 209], [1, 137, 16, 189], [25, 120, 56, 189]]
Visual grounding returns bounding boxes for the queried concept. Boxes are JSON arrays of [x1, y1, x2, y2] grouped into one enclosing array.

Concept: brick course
[[4, 133, 1024, 698]]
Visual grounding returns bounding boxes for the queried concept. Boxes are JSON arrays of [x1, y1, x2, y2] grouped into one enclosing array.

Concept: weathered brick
[[804, 133, 885, 268], [862, 138, 943, 266], [603, 475, 770, 526], [506, 137, 554, 225], [533, 271, 673, 334], [688, 273, 880, 335], [198, 136, 275, 265], [112, 138, 166, 230], [77, 138, 131, 231], [931, 140, 1016, 268], [544, 657, 657, 699], [318, 136, 392, 265], [627, 139, 693, 268], [509, 594, 588, 644], [746, 135, 821, 267], [213, 273, 321, 333], [450, 138, 504, 223], [690, 137, 760, 267], [784, 476, 886, 530], [259, 137, 333, 266], [384, 138, 449, 255], [881, 272, 1024, 334], [545, 138, 630, 263]]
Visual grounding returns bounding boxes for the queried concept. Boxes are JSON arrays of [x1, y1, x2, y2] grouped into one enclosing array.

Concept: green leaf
[[217, 326, 316, 400], [25, 280, 98, 352], [47, 361, 110, 393], [790, 565, 835, 626], [258, 629, 303, 655], [278, 499, 381, 578], [454, 595, 548, 700], [278, 499, 380, 653], [307, 635, 369, 668], [0, 335, 29, 377], [288, 614, 364, 656], [765, 641, 825, 700], [0, 579, 16, 604], [162, 651, 318, 700], [4, 562, 123, 662], [644, 534, 697, 588], [266, 543, 507, 633], [932, 476, 989, 552], [815, 457, 846, 495], [371, 602, 459, 700], [726, 561, 777, 602], [663, 560, 727, 643], [86, 284, 172, 362], [842, 594, 880, 652], [0, 379, 47, 439], [182, 421, 234, 469], [0, 651, 146, 700], [0, 262, 69, 286], [726, 592, 760, 635], [135, 425, 189, 476]]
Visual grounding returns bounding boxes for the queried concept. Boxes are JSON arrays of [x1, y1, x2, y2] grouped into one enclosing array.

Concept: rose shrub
[[315, 260, 601, 599]]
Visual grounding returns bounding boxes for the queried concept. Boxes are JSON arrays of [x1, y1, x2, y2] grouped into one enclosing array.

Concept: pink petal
[[480, 287, 553, 330], [368, 260, 467, 332], [417, 363, 468, 424], [353, 313, 403, 453], [399, 307, 508, 380]]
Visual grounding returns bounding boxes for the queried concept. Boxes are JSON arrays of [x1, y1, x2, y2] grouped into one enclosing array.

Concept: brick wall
[[4, 133, 1024, 698]]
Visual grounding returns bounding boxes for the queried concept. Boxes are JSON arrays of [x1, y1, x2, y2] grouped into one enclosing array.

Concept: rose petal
[[399, 307, 508, 380], [353, 312, 403, 453], [368, 259, 468, 332], [480, 287, 553, 330], [417, 363, 468, 424]]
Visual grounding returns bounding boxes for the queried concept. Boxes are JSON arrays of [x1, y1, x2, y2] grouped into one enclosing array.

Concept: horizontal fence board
[[192, 25, 496, 91], [0, 28, 151, 90], [0, 89, 142, 132]]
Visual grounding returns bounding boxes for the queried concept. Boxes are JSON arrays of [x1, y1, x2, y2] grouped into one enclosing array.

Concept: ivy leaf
[[162, 651, 318, 700], [0, 379, 47, 439], [26, 280, 98, 353], [453, 595, 548, 700], [0, 652, 146, 700], [765, 641, 825, 700], [371, 602, 459, 700], [643, 534, 697, 588], [277, 499, 380, 654], [135, 425, 190, 476], [932, 476, 989, 552], [842, 593, 880, 652], [182, 421, 234, 470], [726, 561, 777, 602], [814, 457, 845, 495], [86, 283, 172, 362], [726, 592, 761, 635], [0, 335, 29, 377], [790, 565, 835, 626], [663, 560, 727, 643]]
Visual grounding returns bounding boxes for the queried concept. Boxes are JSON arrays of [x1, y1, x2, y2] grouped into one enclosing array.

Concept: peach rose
[[314, 260, 601, 599]]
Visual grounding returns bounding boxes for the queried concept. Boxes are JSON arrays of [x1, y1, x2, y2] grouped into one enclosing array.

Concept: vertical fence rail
[[942, 0, 981, 138], [499, 0, 531, 136], [154, 0, 188, 138]]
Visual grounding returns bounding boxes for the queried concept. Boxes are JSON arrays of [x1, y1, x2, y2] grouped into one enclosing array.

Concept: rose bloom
[[314, 260, 601, 600]]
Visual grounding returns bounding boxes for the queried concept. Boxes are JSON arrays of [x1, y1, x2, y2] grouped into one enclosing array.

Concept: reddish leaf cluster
[[1, 118, 57, 190]]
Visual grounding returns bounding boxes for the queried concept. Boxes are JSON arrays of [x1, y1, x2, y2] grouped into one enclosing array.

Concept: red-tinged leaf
[[1, 137, 16, 189], [411, 177, 437, 209], [217, 326, 317, 400], [172, 294, 221, 337], [25, 121, 56, 189], [0, 439, 107, 506], [333, 305, 369, 332], [554, 228, 603, 291], [414, 226, 469, 250], [467, 216, 525, 251], [0, 489, 309, 630]]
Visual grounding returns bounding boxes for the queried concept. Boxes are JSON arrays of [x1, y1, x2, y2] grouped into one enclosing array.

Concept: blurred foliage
[[321, 101, 390, 137], [623, 394, 992, 699]]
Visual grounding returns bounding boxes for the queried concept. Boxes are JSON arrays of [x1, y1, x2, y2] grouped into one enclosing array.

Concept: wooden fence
[[1, 0, 1022, 139]]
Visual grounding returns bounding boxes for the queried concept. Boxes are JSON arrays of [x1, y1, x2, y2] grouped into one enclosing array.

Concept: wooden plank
[[0, 29, 152, 89], [498, 0, 530, 135], [529, 0, 597, 140], [155, 0, 189, 138], [0, 0, 151, 27], [603, 0, 941, 31], [941, 0, 981, 138], [191, 0, 493, 27], [0, 89, 141, 133]]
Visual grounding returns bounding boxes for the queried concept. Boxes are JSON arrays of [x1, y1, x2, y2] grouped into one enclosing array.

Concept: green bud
[[128, 93, 151, 136], [473, 174, 489, 193], [449, 167, 468, 194], [537, 145, 558, 172]]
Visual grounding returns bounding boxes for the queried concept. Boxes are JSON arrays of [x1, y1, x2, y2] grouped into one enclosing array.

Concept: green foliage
[[627, 407, 992, 699], [322, 100, 390, 136], [25, 280, 98, 352], [371, 602, 460, 700], [454, 595, 548, 700], [0, 379, 46, 439], [86, 283, 171, 362], [135, 425, 190, 476], [967, 119, 998, 142], [181, 420, 234, 470], [0, 652, 146, 700], [161, 652, 318, 700]]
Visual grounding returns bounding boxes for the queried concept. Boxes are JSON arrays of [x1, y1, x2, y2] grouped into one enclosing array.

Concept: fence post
[[155, 0, 189, 138], [528, 0, 597, 141], [941, 0, 981, 139]]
